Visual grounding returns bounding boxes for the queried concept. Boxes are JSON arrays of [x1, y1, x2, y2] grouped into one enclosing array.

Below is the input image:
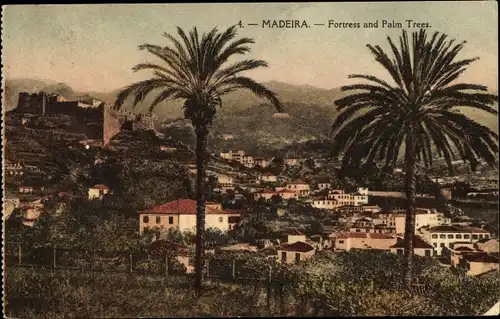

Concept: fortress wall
[[17, 92, 47, 114], [103, 108, 123, 145]]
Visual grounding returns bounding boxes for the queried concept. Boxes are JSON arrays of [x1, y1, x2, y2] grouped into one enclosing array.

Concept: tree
[[114, 26, 283, 293], [330, 29, 498, 288]]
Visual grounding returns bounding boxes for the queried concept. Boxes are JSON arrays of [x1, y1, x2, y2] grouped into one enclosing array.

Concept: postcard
[[2, 2, 499, 318]]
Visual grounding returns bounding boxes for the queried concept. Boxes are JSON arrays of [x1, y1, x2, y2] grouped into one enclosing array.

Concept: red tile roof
[[281, 228, 304, 236], [338, 232, 394, 239], [278, 189, 296, 194], [261, 172, 276, 176], [462, 253, 500, 264], [92, 184, 109, 190], [338, 232, 367, 239], [369, 233, 395, 239], [430, 225, 490, 234], [277, 241, 314, 253], [288, 179, 308, 185], [261, 188, 275, 194], [390, 235, 433, 249], [143, 199, 238, 215]]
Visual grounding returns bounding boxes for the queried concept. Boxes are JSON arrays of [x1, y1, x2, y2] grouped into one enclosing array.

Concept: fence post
[[206, 257, 210, 279], [165, 254, 169, 276], [232, 258, 236, 282], [267, 264, 272, 315], [279, 283, 285, 316], [129, 252, 133, 273], [53, 245, 57, 268], [18, 243, 22, 265]]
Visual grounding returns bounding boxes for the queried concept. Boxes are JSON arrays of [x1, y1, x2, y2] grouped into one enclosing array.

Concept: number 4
[[238, 20, 244, 28]]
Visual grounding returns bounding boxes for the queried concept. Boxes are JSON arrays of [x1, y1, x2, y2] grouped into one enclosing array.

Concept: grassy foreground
[[4, 250, 499, 318]]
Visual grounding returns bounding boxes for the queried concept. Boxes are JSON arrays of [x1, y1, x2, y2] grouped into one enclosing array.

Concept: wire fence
[[3, 242, 290, 283], [4, 242, 294, 316]]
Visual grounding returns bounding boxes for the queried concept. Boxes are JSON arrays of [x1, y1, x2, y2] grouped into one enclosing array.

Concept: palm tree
[[114, 25, 283, 293], [330, 29, 498, 288]]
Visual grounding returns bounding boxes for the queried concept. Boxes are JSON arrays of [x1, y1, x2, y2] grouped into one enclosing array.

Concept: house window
[[219, 217, 224, 223], [432, 234, 438, 239], [456, 234, 462, 239], [440, 243, 445, 247], [356, 229, 361, 232], [281, 252, 287, 263], [478, 234, 484, 239], [156, 216, 161, 224], [338, 240, 344, 244], [485, 234, 489, 239], [464, 234, 470, 239], [397, 249, 404, 255], [143, 216, 149, 223], [472, 234, 478, 240], [433, 243, 437, 247], [295, 253, 301, 263], [439, 234, 446, 239], [425, 250, 432, 257], [168, 216, 174, 225], [447, 234, 454, 239]]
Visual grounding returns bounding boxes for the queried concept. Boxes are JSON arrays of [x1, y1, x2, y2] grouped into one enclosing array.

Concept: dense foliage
[[5, 250, 499, 318]]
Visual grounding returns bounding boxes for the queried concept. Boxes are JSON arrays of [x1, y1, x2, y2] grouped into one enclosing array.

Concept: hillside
[[4, 78, 498, 156]]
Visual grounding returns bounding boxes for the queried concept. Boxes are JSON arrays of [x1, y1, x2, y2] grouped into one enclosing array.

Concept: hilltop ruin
[[14, 91, 159, 145]]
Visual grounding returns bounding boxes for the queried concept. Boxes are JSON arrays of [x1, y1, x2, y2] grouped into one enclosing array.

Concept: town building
[[475, 238, 499, 253], [361, 205, 382, 213], [276, 241, 315, 264], [220, 150, 245, 162], [457, 253, 500, 276], [259, 172, 278, 183], [284, 158, 301, 166], [138, 199, 241, 235], [254, 189, 299, 201], [217, 173, 234, 187], [285, 179, 310, 197], [390, 235, 434, 257], [19, 186, 34, 194], [280, 229, 307, 244], [5, 160, 24, 176], [372, 213, 406, 236], [421, 225, 491, 255], [317, 183, 331, 191], [254, 157, 270, 168], [334, 232, 397, 251], [88, 184, 110, 200], [311, 197, 338, 210], [159, 145, 178, 152], [327, 188, 369, 207], [242, 155, 255, 168]]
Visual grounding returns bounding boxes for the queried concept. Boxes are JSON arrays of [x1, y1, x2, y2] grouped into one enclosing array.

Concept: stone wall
[[16, 92, 47, 114], [15, 91, 158, 145]]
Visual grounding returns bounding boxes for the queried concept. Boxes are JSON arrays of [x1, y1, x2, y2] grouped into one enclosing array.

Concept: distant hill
[[4, 78, 498, 155]]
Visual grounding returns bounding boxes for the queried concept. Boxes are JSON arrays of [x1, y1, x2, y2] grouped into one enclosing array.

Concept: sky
[[2, 2, 498, 92]]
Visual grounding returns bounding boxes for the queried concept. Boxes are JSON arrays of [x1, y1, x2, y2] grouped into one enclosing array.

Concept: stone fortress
[[14, 91, 159, 145]]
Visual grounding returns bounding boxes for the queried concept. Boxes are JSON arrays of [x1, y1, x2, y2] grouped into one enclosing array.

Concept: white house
[[259, 172, 278, 183], [312, 198, 338, 210], [139, 199, 241, 235], [286, 179, 310, 197], [217, 173, 234, 187], [422, 225, 491, 255], [242, 155, 255, 168], [317, 183, 331, 191], [254, 157, 270, 168], [88, 184, 110, 200]]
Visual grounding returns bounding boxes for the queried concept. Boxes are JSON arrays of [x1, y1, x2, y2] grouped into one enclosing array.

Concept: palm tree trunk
[[194, 123, 208, 294], [403, 131, 416, 289]]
